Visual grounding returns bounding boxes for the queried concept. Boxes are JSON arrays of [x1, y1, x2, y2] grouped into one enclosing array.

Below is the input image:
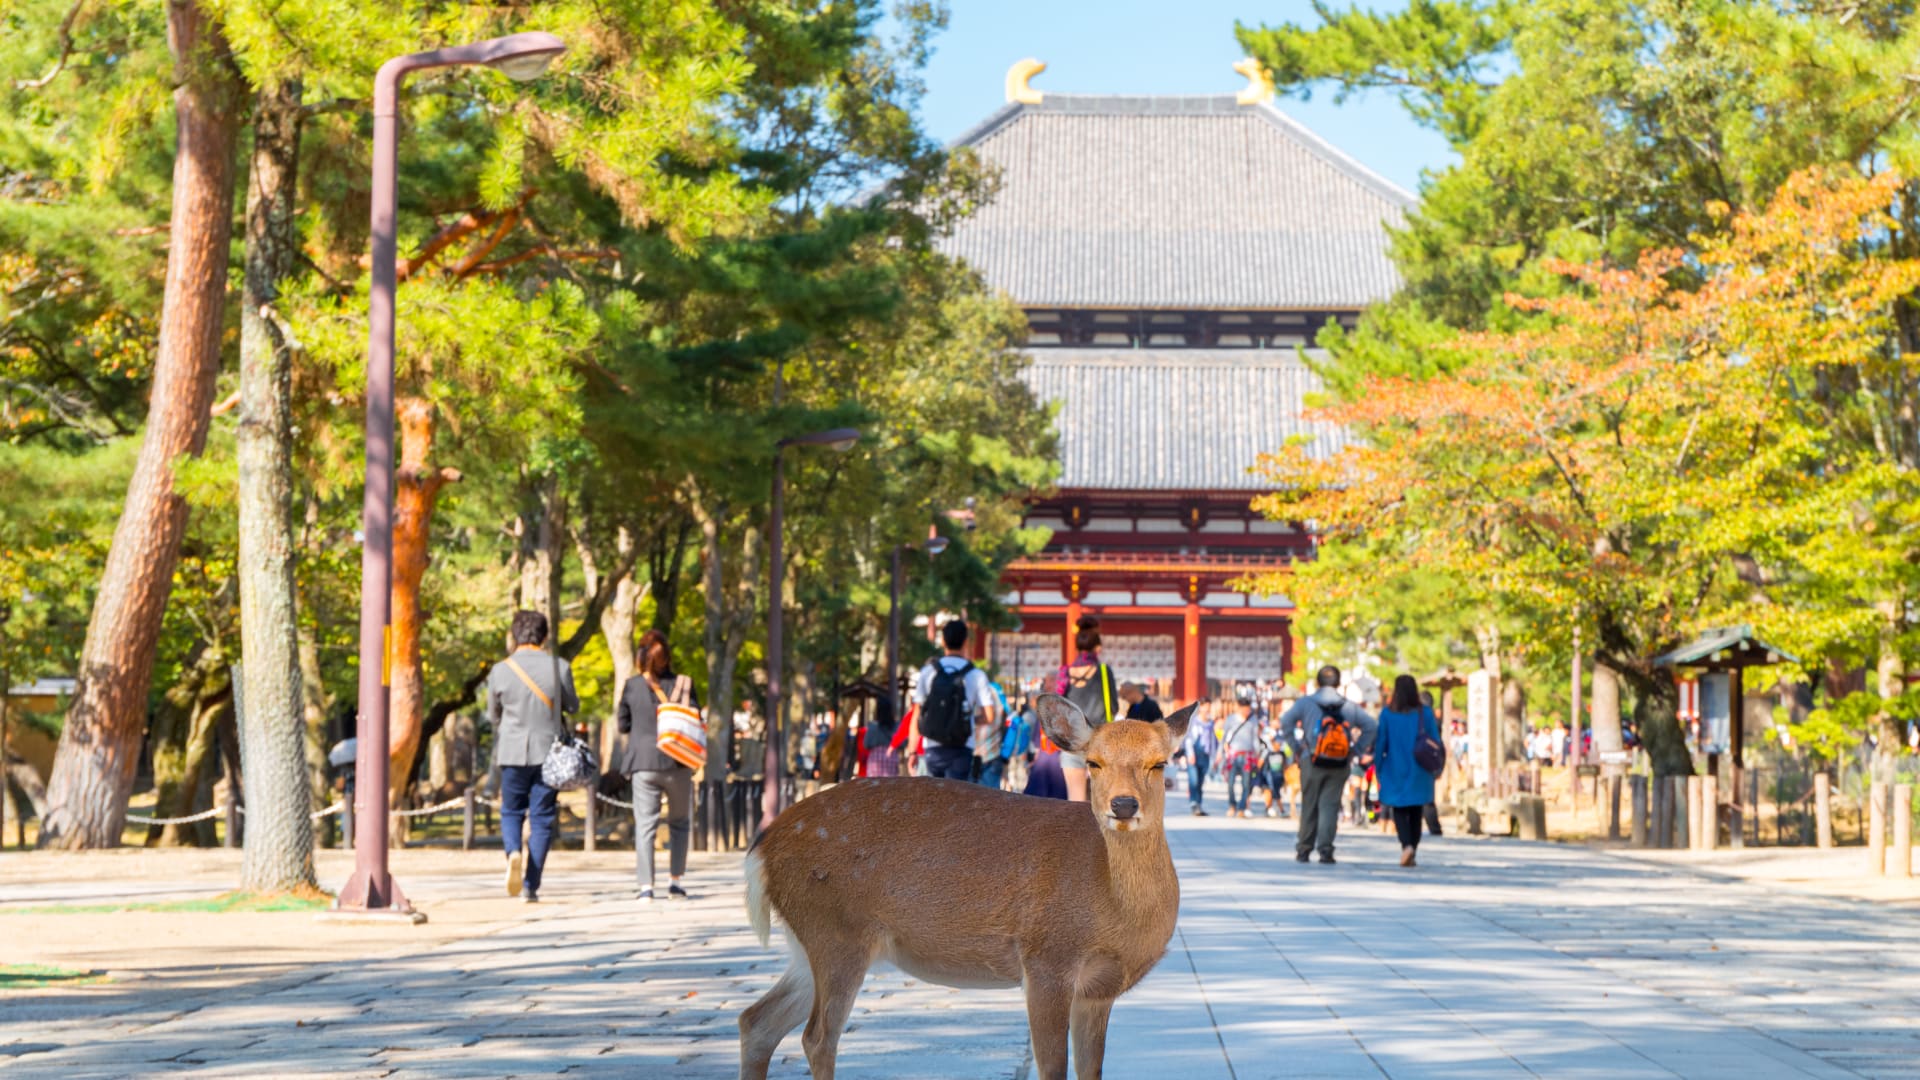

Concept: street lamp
[[759, 428, 862, 833], [886, 529, 951, 725], [336, 31, 566, 919]]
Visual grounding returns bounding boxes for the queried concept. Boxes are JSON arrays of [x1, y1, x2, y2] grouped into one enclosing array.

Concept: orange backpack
[[1310, 699, 1352, 767]]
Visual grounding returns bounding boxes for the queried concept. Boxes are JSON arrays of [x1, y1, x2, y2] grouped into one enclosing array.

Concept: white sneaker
[[505, 850, 525, 897]]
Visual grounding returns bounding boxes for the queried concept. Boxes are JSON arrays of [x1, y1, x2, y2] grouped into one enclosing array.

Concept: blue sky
[[908, 0, 1455, 195]]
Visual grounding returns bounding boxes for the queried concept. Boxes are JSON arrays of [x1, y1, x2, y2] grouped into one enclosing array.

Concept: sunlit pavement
[[3, 812, 1918, 1078]]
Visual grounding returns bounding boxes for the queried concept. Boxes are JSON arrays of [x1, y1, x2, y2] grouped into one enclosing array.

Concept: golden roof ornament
[[1234, 57, 1275, 105], [1005, 58, 1045, 105]]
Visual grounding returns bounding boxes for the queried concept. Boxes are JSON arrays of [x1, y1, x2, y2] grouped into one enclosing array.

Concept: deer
[[738, 693, 1197, 1080]]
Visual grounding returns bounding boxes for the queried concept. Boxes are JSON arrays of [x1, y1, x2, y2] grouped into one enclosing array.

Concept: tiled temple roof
[[942, 93, 1412, 311], [1020, 349, 1343, 491]]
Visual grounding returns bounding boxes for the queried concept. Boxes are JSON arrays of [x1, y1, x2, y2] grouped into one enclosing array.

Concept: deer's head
[[1037, 695, 1196, 834]]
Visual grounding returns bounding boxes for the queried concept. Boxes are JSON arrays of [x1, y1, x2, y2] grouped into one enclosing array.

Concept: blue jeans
[[1185, 751, 1211, 809], [1225, 755, 1255, 812], [499, 764, 558, 893], [976, 756, 1006, 790], [924, 744, 973, 781]]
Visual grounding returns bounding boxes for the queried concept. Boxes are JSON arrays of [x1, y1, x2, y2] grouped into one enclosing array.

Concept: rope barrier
[[594, 792, 635, 811], [392, 796, 469, 819], [124, 806, 225, 826], [310, 801, 345, 821]]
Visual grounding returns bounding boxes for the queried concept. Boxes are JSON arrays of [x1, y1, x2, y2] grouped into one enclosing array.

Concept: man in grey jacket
[[1280, 666, 1376, 864], [488, 610, 578, 902]]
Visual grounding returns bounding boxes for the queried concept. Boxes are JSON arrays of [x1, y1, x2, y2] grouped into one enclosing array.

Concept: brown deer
[[739, 694, 1196, 1080]]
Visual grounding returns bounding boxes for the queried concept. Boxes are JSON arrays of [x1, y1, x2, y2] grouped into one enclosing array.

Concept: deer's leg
[[799, 939, 871, 1079], [1022, 971, 1074, 1080], [739, 954, 814, 1080], [1069, 996, 1115, 1080]]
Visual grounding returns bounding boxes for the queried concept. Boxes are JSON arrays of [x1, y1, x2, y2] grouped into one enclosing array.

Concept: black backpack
[[920, 660, 974, 747]]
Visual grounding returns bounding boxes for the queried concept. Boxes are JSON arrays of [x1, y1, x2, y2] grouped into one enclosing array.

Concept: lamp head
[[486, 33, 567, 81], [925, 536, 950, 556]]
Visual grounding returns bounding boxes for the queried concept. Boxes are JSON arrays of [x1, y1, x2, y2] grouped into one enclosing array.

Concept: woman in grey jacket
[[617, 629, 700, 901]]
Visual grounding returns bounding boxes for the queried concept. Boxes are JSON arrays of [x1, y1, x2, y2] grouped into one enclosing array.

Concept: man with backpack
[[910, 619, 999, 782], [1279, 665, 1377, 864]]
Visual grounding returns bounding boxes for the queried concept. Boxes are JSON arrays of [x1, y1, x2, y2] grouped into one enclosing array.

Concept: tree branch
[[13, 0, 87, 91]]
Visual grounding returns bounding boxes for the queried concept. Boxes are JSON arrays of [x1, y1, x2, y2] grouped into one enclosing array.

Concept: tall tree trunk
[[1620, 662, 1691, 776], [296, 499, 335, 835], [693, 493, 760, 786], [235, 78, 314, 892], [648, 511, 694, 636], [388, 397, 460, 825], [1474, 624, 1517, 765], [593, 526, 645, 768], [1874, 597, 1905, 786], [516, 470, 566, 630], [144, 645, 232, 848], [41, 0, 245, 849]]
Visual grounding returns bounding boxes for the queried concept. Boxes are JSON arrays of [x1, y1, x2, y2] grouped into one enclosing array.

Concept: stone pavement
[[4, 814, 1919, 1078]]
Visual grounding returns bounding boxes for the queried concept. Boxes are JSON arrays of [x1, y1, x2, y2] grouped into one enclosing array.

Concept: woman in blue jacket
[[1374, 674, 1441, 867]]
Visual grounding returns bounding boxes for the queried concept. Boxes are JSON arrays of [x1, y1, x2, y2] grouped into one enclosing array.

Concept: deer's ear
[[1157, 702, 1198, 748], [1035, 693, 1094, 753]]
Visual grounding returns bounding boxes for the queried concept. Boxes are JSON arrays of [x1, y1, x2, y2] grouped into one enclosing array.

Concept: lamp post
[[887, 530, 950, 723], [759, 428, 861, 833], [335, 32, 567, 917]]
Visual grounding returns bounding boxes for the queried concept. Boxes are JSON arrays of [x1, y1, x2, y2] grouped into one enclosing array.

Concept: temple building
[[941, 59, 1411, 701]]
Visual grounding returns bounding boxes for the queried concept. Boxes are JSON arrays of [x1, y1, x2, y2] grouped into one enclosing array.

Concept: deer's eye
[[1087, 761, 1103, 771]]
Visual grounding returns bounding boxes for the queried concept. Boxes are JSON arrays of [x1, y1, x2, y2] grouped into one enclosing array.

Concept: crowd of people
[[479, 609, 1455, 905]]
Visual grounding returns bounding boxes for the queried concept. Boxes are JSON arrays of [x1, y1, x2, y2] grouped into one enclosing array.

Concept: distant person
[[487, 610, 579, 903], [1055, 615, 1119, 802], [1280, 666, 1377, 864], [1002, 697, 1037, 792], [1376, 675, 1442, 867], [617, 629, 700, 902], [1120, 681, 1164, 721], [1175, 700, 1221, 816], [863, 696, 902, 778], [910, 619, 998, 782], [1418, 690, 1446, 837], [1220, 696, 1262, 818]]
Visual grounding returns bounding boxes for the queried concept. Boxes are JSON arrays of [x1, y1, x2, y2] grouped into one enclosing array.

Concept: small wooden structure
[[1652, 626, 1797, 849], [819, 679, 891, 786]]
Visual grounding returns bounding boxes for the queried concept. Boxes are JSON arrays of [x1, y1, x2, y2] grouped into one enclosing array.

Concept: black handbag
[[1413, 710, 1447, 777]]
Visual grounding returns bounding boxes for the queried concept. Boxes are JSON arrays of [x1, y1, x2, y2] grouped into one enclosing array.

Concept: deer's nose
[[1110, 796, 1139, 820]]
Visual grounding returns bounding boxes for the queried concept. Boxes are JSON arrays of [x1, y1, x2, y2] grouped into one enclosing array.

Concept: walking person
[[487, 610, 579, 903], [1281, 666, 1376, 864], [1376, 674, 1443, 867], [910, 619, 998, 782], [1174, 700, 1221, 816], [1119, 681, 1164, 721], [1221, 695, 1262, 818], [617, 629, 699, 902], [1055, 616, 1119, 803]]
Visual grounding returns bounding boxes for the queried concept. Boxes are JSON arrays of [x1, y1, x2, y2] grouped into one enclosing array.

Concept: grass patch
[[0, 964, 107, 990], [2, 889, 332, 916]]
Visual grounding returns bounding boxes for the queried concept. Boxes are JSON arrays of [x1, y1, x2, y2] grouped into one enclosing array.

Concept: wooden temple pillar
[[1182, 601, 1202, 703], [1064, 573, 1083, 665]]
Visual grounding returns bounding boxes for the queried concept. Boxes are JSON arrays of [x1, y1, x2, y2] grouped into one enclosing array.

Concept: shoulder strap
[[505, 657, 554, 711], [1099, 664, 1113, 723]]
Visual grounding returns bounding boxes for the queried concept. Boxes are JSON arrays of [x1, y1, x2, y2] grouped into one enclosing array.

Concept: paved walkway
[[4, 815, 1919, 1078]]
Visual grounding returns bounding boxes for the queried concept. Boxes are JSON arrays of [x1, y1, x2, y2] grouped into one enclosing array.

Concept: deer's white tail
[[745, 848, 773, 946]]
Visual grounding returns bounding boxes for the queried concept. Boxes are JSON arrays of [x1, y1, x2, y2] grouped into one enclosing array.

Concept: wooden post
[[342, 790, 355, 850], [1685, 774, 1703, 851], [1635, 768, 1651, 845], [223, 788, 240, 849], [1651, 775, 1669, 849], [1892, 784, 1913, 880], [1712, 772, 1728, 849], [585, 789, 598, 853], [462, 787, 475, 851], [1815, 772, 1833, 849], [1729, 669, 1745, 850], [1748, 769, 1760, 849], [1608, 774, 1623, 841], [1867, 780, 1887, 876]]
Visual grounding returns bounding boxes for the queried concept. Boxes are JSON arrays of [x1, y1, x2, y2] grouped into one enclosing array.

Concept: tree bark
[[41, 2, 245, 848], [1620, 662, 1691, 776], [591, 525, 645, 767], [388, 397, 460, 825], [516, 470, 566, 630], [693, 493, 760, 787], [648, 511, 695, 636], [144, 645, 232, 848], [1874, 598, 1905, 786], [235, 77, 315, 892]]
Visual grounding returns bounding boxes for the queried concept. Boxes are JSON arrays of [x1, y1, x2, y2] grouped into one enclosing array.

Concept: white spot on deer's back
[[816, 827, 829, 839]]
